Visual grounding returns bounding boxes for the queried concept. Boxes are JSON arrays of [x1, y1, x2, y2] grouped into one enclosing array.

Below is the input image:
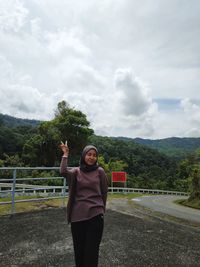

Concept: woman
[[60, 142, 108, 267]]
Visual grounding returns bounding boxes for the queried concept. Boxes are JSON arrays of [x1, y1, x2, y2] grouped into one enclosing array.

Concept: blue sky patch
[[154, 98, 181, 111]]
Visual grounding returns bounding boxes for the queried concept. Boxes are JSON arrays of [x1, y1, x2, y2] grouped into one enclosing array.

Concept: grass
[[0, 196, 67, 216], [0, 193, 143, 216], [108, 192, 143, 200], [175, 198, 200, 210]]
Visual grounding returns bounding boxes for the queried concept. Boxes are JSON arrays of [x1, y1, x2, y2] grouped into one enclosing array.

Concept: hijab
[[79, 145, 99, 172]]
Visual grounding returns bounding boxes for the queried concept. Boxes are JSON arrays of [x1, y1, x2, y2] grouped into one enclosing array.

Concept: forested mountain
[[0, 113, 41, 127], [88, 135, 178, 190], [0, 124, 38, 159], [0, 114, 41, 159], [1, 113, 199, 159], [118, 137, 200, 159], [0, 107, 199, 193]]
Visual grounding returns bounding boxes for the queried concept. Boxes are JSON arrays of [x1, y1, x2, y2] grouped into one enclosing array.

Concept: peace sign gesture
[[60, 140, 69, 157]]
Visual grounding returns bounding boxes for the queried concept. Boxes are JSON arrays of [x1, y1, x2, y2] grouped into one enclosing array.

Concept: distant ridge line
[[0, 113, 41, 127]]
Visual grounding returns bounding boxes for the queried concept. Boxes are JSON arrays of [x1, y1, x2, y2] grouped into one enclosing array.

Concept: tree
[[98, 156, 127, 186], [88, 134, 179, 190], [178, 148, 200, 200], [188, 165, 200, 200], [108, 159, 128, 172], [22, 101, 94, 166], [2, 153, 24, 167], [23, 135, 44, 166], [54, 100, 94, 155]]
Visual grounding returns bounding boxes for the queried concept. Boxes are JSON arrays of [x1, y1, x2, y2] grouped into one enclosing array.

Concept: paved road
[[1, 207, 200, 267], [132, 195, 200, 224]]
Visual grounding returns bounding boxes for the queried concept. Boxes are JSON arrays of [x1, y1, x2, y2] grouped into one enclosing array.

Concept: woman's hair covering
[[80, 145, 99, 172]]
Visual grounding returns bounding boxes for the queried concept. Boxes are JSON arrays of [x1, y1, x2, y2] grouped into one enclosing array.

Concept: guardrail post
[[111, 179, 113, 193], [11, 169, 17, 215], [62, 177, 66, 207]]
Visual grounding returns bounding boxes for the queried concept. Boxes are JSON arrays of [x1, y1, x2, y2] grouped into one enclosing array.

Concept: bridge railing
[[0, 167, 188, 215]]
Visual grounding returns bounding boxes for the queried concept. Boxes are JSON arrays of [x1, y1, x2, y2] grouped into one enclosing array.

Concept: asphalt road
[[132, 195, 200, 224], [1, 205, 200, 267]]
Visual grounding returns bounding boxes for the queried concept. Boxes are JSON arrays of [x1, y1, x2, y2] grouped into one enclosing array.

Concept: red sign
[[112, 172, 127, 182]]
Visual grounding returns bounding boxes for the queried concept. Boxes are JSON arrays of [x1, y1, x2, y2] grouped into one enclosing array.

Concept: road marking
[[132, 198, 141, 201]]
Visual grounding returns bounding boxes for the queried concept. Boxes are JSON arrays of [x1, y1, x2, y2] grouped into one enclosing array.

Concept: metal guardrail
[[0, 167, 66, 214], [0, 167, 188, 215], [109, 187, 188, 196], [0, 184, 188, 198]]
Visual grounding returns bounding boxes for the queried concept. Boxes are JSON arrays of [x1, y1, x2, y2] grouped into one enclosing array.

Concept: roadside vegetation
[[175, 198, 200, 210]]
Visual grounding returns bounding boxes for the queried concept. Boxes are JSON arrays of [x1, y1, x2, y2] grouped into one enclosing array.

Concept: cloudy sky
[[0, 0, 200, 139]]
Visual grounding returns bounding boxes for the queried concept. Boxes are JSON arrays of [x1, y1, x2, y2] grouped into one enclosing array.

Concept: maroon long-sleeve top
[[60, 157, 108, 223]]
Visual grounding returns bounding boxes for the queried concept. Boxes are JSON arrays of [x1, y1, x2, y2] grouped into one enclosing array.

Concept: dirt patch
[[1, 199, 200, 267]]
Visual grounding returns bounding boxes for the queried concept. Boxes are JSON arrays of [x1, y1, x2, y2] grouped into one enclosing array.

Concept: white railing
[[0, 167, 66, 214], [0, 184, 188, 197], [109, 187, 188, 196], [0, 167, 188, 215]]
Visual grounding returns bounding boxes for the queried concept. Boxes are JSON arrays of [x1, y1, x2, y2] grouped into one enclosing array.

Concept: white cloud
[[0, 55, 57, 120], [150, 98, 200, 139], [114, 68, 154, 116], [0, 0, 199, 138], [0, 0, 28, 32], [30, 17, 42, 38], [45, 29, 91, 59], [181, 98, 200, 122], [82, 68, 157, 138], [151, 110, 186, 139], [180, 99, 200, 137]]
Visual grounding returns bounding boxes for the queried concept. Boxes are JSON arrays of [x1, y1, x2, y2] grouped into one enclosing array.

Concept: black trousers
[[71, 214, 104, 267]]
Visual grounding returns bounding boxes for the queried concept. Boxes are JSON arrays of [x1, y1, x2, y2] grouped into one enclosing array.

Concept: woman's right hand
[[60, 141, 69, 157]]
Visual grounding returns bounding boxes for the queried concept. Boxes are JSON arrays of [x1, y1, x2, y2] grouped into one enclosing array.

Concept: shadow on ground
[[1, 201, 200, 267]]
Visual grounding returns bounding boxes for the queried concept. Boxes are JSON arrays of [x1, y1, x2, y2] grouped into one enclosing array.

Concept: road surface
[[132, 195, 200, 224], [1, 206, 200, 267]]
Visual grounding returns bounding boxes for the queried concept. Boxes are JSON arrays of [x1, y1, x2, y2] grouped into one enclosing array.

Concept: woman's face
[[84, 149, 97, 165]]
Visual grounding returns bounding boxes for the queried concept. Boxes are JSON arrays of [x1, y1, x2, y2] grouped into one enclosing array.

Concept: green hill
[[1, 113, 199, 160], [0, 113, 41, 127], [118, 137, 200, 159], [0, 113, 194, 191]]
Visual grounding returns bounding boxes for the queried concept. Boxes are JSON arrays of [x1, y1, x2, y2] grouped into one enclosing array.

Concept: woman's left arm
[[99, 168, 109, 209]]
